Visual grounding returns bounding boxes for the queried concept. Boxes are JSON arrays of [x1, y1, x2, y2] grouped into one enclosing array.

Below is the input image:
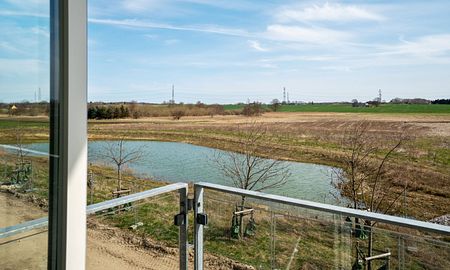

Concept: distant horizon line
[[3, 99, 449, 105]]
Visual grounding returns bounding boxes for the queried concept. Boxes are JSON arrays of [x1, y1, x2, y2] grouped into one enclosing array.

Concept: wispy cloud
[[275, 2, 384, 22], [265, 24, 352, 44], [0, 10, 48, 18], [90, 17, 356, 46], [89, 18, 252, 38], [31, 26, 49, 38], [0, 58, 43, 76], [379, 34, 450, 57], [248, 40, 269, 52], [121, 0, 163, 13], [164, 39, 180, 45], [261, 55, 338, 63], [321, 65, 351, 72], [0, 41, 25, 54]]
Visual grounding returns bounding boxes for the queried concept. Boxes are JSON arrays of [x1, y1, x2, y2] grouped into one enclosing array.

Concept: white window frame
[[49, 0, 87, 269]]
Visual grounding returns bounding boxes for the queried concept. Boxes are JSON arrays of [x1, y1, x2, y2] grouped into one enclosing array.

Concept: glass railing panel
[[203, 192, 274, 269], [86, 191, 183, 270], [200, 185, 450, 269], [203, 191, 353, 269], [365, 226, 450, 270], [0, 0, 51, 267], [0, 229, 48, 270]]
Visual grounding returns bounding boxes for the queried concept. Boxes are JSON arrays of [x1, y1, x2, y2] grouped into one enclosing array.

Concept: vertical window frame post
[[49, 0, 88, 269]]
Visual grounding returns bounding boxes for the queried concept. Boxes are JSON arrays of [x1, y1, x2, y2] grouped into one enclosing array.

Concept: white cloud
[[144, 34, 159, 40], [0, 41, 25, 54], [0, 58, 42, 76], [276, 2, 384, 22], [248, 40, 269, 52], [261, 55, 338, 63], [164, 39, 180, 45], [31, 26, 49, 38], [121, 0, 162, 13], [90, 18, 354, 46], [0, 10, 48, 18], [89, 18, 251, 38], [380, 34, 450, 57], [265, 24, 352, 44], [5, 0, 47, 9], [321, 66, 351, 72]]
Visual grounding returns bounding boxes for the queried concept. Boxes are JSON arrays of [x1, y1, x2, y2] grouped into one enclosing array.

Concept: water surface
[[27, 141, 340, 204]]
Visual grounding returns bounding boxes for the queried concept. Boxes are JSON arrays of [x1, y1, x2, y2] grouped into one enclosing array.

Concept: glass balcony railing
[[1, 181, 449, 270], [0, 223, 48, 269], [194, 182, 450, 270], [1, 183, 189, 270]]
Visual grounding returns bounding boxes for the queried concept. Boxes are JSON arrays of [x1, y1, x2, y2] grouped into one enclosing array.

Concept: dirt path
[[0, 191, 48, 270], [86, 221, 181, 270]]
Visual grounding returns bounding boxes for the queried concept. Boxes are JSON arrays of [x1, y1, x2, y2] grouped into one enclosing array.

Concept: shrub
[[242, 102, 263, 116], [171, 109, 185, 120]]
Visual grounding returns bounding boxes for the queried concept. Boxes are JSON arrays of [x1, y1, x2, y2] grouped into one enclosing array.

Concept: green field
[[0, 118, 49, 128], [224, 103, 450, 113]]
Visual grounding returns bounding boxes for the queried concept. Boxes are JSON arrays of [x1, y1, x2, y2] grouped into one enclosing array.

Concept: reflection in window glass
[[0, 1, 50, 269]]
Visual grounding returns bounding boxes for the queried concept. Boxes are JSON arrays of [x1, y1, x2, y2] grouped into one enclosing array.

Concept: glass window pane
[[0, 0, 50, 269], [86, 1, 450, 269]]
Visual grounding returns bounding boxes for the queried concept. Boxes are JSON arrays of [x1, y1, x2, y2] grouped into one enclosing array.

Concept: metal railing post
[[179, 187, 188, 270], [194, 185, 204, 270]]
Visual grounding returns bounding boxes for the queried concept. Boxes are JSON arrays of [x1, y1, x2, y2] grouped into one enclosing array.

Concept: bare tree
[[270, 99, 281, 112], [99, 137, 143, 194], [213, 122, 291, 237], [10, 126, 33, 188], [171, 108, 185, 120], [332, 121, 408, 269]]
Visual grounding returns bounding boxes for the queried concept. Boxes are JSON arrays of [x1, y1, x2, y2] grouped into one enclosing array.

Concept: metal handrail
[[0, 182, 188, 239], [195, 182, 450, 235], [193, 182, 450, 270]]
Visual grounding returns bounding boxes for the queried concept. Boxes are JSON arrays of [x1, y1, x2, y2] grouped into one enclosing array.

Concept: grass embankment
[[225, 103, 450, 114]]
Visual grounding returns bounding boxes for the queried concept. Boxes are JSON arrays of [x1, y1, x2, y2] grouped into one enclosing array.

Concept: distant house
[[9, 105, 17, 116]]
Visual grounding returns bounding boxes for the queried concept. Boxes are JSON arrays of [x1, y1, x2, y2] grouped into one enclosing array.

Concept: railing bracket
[[188, 198, 194, 211], [196, 213, 208, 226], [174, 213, 186, 226]]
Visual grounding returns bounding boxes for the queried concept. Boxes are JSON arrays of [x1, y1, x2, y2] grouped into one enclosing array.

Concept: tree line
[[88, 105, 130, 119], [431, 99, 450, 104]]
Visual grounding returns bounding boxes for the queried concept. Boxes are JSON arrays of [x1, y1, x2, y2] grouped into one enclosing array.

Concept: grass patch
[[224, 104, 450, 114]]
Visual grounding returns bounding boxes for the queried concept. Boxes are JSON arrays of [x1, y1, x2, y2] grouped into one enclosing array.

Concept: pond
[[25, 141, 342, 204]]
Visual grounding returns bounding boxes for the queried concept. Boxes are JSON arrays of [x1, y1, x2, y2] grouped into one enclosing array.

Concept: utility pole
[[378, 89, 382, 103], [283, 87, 286, 103], [38, 87, 41, 101], [171, 84, 175, 104]]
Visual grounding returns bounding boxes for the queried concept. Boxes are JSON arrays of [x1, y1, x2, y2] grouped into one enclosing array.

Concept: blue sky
[[1, 0, 450, 103]]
